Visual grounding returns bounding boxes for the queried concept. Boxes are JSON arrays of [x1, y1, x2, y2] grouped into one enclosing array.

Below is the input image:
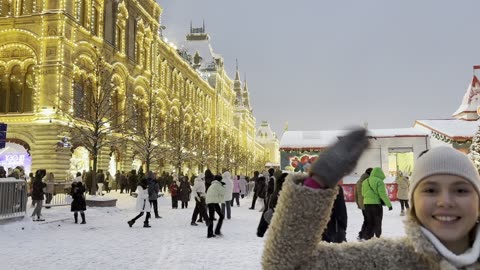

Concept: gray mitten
[[310, 128, 369, 188]]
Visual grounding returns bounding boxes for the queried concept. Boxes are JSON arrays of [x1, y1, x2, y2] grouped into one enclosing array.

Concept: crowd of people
[[10, 129, 480, 270]]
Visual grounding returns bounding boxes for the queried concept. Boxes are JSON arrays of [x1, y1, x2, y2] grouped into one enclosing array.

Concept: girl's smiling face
[[413, 175, 480, 254]]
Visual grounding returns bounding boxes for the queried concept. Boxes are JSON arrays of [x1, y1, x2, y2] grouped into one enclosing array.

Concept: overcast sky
[[157, 0, 480, 137]]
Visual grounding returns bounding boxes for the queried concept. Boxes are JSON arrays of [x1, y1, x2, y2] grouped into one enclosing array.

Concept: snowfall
[[1, 190, 406, 270]]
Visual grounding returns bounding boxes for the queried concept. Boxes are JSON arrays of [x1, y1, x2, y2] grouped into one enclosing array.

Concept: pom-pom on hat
[[409, 146, 480, 204]]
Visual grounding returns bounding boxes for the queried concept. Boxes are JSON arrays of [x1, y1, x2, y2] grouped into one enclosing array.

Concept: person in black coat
[[249, 171, 260, 210], [179, 176, 192, 209], [147, 172, 161, 218], [71, 176, 87, 224], [321, 185, 348, 243], [31, 169, 47, 221], [204, 169, 214, 191], [257, 172, 288, 237], [255, 175, 267, 211], [128, 170, 137, 196]]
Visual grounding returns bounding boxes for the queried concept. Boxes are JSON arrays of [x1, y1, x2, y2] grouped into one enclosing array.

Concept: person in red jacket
[[169, 181, 179, 209]]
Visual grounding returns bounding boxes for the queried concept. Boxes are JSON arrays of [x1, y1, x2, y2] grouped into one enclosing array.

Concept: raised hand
[[309, 128, 369, 188]]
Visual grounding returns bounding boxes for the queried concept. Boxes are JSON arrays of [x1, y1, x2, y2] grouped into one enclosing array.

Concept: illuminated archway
[[69, 146, 90, 177]]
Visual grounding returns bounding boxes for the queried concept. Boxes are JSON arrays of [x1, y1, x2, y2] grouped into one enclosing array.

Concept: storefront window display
[[0, 142, 31, 176]]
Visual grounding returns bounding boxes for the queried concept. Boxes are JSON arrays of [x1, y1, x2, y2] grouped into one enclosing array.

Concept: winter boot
[[191, 222, 198, 226], [400, 210, 405, 216], [80, 213, 86, 224], [143, 221, 151, 228], [74, 213, 78, 224], [127, 220, 134, 227]]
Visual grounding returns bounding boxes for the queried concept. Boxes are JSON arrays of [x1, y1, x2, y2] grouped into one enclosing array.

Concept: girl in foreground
[[263, 128, 480, 269]]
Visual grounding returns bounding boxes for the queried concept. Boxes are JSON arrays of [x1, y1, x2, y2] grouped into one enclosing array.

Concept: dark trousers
[[358, 209, 367, 239], [182, 201, 189, 209], [171, 196, 178, 208], [207, 203, 224, 236], [250, 193, 258, 209], [131, 211, 151, 223], [192, 198, 208, 223], [120, 184, 127, 193], [150, 200, 159, 217], [231, 193, 240, 206], [45, 193, 53, 204], [399, 199, 410, 211], [364, 204, 383, 239]]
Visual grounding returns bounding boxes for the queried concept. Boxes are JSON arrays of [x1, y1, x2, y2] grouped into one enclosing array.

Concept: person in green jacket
[[355, 167, 372, 240], [361, 167, 392, 239]]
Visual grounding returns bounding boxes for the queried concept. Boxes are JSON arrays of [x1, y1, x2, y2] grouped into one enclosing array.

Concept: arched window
[[111, 78, 124, 127], [142, 45, 147, 68], [23, 65, 34, 112], [9, 65, 23, 113], [18, 0, 33, 15], [0, 1, 9, 16], [85, 78, 94, 117], [73, 74, 86, 118], [78, 0, 87, 28], [0, 67, 7, 113], [136, 101, 145, 132], [136, 41, 141, 63], [115, 25, 122, 51], [92, 7, 99, 35]]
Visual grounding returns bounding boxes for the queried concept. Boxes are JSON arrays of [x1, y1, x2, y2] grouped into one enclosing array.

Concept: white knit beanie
[[409, 146, 480, 204]]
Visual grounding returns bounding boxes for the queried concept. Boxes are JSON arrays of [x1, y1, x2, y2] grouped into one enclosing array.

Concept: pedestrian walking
[[31, 169, 47, 221], [179, 176, 192, 209], [206, 175, 226, 238], [221, 171, 233, 219], [128, 170, 137, 196], [169, 181, 179, 209], [70, 178, 86, 224], [115, 170, 121, 192], [395, 172, 410, 216], [127, 178, 151, 228], [361, 167, 392, 239], [44, 172, 55, 208], [147, 171, 161, 218], [249, 171, 260, 209], [191, 174, 208, 226], [96, 169, 105, 196], [257, 172, 288, 237], [231, 175, 241, 207], [355, 167, 372, 240], [239, 175, 248, 199], [321, 185, 347, 243]]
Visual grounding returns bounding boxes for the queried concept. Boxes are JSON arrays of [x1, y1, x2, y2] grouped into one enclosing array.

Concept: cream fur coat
[[262, 174, 480, 270]]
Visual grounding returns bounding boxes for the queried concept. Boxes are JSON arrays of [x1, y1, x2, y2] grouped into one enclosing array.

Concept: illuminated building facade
[[0, 0, 269, 179]]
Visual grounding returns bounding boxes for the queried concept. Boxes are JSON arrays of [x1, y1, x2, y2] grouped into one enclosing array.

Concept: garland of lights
[[431, 131, 471, 145]]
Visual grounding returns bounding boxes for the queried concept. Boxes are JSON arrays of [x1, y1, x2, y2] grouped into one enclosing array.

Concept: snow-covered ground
[[1, 191, 407, 270]]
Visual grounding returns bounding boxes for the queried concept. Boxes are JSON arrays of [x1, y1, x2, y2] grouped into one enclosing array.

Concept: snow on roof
[[280, 128, 428, 149], [452, 75, 480, 118], [182, 39, 220, 71], [415, 119, 479, 139]]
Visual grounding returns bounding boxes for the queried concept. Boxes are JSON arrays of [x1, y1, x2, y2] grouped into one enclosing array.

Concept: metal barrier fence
[[0, 178, 28, 221], [43, 183, 72, 207]]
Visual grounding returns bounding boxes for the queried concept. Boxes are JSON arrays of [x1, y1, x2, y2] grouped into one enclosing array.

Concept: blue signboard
[[0, 123, 6, 149]]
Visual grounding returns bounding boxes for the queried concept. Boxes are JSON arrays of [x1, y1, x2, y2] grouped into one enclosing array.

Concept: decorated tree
[[469, 125, 480, 173], [58, 49, 126, 194], [128, 88, 166, 173]]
